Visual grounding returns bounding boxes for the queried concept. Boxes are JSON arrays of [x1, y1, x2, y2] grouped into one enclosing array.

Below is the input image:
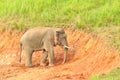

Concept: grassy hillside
[[0, 0, 119, 29], [1, 0, 119, 49]]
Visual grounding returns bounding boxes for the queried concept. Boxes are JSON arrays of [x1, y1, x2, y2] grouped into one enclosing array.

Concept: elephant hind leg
[[25, 49, 33, 67], [40, 50, 48, 66]]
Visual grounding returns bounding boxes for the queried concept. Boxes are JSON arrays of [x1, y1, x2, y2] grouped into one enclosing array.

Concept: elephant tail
[[19, 43, 22, 63]]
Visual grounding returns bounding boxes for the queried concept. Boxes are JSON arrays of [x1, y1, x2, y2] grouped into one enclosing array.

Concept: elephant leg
[[44, 41, 54, 66], [40, 50, 48, 66], [25, 49, 33, 67], [48, 49, 54, 66]]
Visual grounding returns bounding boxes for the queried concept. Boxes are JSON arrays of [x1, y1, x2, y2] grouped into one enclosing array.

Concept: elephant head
[[55, 28, 69, 63]]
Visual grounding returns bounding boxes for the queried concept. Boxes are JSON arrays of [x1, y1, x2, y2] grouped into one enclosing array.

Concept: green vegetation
[[89, 67, 120, 80], [1, 0, 119, 49], [0, 0, 119, 29]]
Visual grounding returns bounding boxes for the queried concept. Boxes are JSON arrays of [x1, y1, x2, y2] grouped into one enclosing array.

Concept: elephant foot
[[25, 64, 33, 67], [48, 63, 54, 66], [40, 63, 46, 66], [62, 61, 66, 64]]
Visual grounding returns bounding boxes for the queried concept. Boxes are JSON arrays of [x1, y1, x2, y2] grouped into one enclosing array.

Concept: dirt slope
[[0, 28, 120, 80]]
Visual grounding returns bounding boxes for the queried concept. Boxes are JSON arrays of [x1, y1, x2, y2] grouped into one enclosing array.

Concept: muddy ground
[[0, 28, 120, 80]]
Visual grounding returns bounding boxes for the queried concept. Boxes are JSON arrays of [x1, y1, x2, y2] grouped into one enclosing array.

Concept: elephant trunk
[[62, 45, 69, 64]]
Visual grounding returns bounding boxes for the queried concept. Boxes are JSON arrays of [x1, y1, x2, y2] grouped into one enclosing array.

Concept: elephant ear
[[56, 31, 60, 38], [54, 31, 61, 45], [54, 28, 64, 45]]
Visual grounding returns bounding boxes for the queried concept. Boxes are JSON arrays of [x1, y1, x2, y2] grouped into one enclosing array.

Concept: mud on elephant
[[19, 27, 69, 67]]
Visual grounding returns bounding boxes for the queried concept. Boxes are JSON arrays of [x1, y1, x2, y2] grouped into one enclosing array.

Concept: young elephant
[[19, 27, 69, 67]]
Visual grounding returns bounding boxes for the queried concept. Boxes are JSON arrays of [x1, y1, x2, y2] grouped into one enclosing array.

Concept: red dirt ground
[[0, 28, 120, 80]]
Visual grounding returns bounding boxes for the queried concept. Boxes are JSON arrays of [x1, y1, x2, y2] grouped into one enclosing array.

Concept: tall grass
[[0, 0, 119, 29]]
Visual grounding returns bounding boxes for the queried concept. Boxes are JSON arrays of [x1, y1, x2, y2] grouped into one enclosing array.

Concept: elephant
[[19, 27, 69, 67]]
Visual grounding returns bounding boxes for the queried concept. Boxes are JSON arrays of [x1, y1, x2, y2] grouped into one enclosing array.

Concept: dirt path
[[0, 28, 120, 80]]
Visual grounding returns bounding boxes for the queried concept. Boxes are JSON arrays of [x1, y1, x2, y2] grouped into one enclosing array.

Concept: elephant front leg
[[40, 50, 48, 66], [25, 50, 33, 67], [48, 49, 54, 66], [44, 41, 54, 66]]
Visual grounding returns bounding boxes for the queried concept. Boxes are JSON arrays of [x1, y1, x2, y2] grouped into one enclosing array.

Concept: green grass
[[0, 0, 120, 29], [89, 67, 120, 80]]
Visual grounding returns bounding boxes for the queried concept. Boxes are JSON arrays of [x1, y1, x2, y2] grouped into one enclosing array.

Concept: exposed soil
[[0, 28, 120, 80]]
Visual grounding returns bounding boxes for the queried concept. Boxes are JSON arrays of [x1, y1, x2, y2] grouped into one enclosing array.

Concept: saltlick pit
[[0, 27, 120, 80]]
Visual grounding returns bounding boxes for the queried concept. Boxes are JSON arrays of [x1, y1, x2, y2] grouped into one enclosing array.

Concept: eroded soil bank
[[0, 28, 120, 80]]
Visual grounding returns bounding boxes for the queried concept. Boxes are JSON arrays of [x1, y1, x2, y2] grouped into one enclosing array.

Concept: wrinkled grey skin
[[19, 27, 69, 67]]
